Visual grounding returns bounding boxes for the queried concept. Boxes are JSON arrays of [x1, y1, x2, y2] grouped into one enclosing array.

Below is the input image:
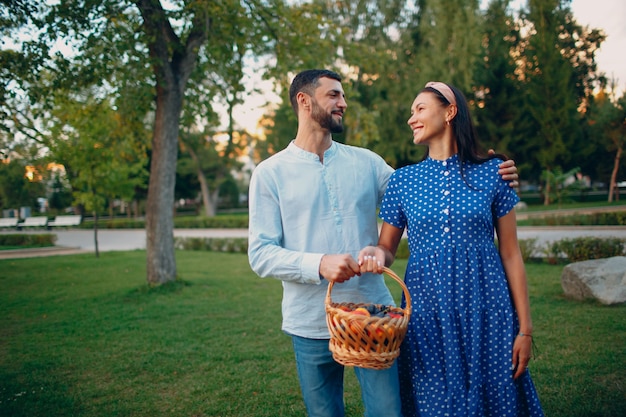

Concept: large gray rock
[[561, 256, 626, 305]]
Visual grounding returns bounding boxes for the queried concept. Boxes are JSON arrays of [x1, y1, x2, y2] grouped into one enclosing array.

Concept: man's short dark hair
[[289, 69, 342, 115]]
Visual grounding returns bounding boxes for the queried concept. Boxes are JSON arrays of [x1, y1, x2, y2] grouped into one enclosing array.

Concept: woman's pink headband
[[425, 81, 456, 106]]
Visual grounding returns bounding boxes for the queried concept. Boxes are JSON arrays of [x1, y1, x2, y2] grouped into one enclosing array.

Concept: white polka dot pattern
[[380, 154, 544, 416]]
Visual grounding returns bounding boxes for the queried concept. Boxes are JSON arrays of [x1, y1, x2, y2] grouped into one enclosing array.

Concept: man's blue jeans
[[291, 335, 402, 417]]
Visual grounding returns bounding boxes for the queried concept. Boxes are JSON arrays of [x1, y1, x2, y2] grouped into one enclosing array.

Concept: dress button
[[444, 171, 449, 176], [443, 208, 449, 215], [444, 227, 450, 233], [444, 191, 450, 196]]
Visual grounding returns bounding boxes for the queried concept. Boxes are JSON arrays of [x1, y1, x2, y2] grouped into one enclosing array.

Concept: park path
[[2, 225, 626, 260], [0, 228, 248, 259], [1, 204, 626, 259]]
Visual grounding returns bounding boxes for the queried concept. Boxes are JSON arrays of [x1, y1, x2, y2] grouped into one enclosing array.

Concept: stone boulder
[[561, 256, 626, 305]]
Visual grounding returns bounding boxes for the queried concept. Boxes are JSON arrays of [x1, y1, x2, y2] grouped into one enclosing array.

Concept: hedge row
[[0, 233, 56, 247], [173, 236, 625, 264], [519, 211, 626, 226], [174, 237, 248, 254], [80, 214, 249, 230], [543, 237, 626, 264], [73, 210, 626, 229], [3, 232, 622, 264]]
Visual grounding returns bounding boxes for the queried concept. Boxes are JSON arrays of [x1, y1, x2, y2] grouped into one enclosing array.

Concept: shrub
[[174, 237, 248, 254], [518, 238, 539, 262], [543, 241, 565, 265], [80, 215, 250, 229], [551, 237, 626, 263], [0, 233, 56, 247], [170, 235, 625, 265], [522, 211, 626, 227]]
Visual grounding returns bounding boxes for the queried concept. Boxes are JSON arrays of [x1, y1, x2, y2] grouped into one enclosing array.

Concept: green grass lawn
[[0, 252, 624, 416]]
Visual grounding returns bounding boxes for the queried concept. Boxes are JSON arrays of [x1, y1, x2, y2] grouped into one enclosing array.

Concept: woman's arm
[[495, 209, 533, 379]]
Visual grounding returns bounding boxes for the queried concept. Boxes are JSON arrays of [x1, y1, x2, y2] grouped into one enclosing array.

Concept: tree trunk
[[93, 210, 99, 258], [146, 89, 182, 284], [209, 188, 219, 214], [136, 0, 207, 285], [198, 168, 215, 217], [543, 172, 551, 205], [186, 145, 215, 217], [608, 146, 622, 202]]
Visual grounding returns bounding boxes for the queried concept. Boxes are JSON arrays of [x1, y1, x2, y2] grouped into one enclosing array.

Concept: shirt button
[[444, 171, 449, 176], [444, 227, 450, 233]]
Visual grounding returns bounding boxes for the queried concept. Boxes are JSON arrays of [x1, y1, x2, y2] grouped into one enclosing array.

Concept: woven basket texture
[[325, 267, 412, 369]]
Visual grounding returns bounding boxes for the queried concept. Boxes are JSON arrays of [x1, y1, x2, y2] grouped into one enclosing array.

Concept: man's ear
[[297, 91, 310, 111]]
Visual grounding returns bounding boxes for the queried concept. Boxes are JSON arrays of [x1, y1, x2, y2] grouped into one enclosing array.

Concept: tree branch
[[134, 0, 182, 87]]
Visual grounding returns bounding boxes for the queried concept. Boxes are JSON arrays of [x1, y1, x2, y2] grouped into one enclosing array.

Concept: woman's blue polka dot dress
[[380, 154, 544, 417]]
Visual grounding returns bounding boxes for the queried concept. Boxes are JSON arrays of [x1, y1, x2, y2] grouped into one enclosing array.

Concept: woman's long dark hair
[[421, 83, 508, 188]]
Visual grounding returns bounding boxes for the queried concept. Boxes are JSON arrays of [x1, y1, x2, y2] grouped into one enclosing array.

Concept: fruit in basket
[[368, 325, 385, 338], [352, 307, 371, 317], [387, 312, 403, 319], [349, 320, 365, 334]]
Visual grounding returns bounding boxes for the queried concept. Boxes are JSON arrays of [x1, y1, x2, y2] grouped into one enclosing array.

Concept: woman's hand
[[357, 246, 386, 274], [512, 333, 533, 379]]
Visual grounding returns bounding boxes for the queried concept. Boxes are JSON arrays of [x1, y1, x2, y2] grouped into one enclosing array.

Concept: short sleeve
[[492, 161, 520, 218], [379, 169, 407, 229]]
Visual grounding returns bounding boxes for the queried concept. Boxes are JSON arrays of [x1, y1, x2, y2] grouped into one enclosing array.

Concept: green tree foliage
[[412, 0, 482, 92], [256, 100, 298, 160], [540, 166, 581, 206], [1, 0, 322, 284], [255, 0, 607, 184], [46, 92, 148, 256], [516, 0, 605, 201], [177, 128, 244, 217], [587, 88, 626, 201], [518, 0, 580, 203], [47, 173, 73, 212], [312, 0, 425, 168], [472, 0, 522, 157], [0, 158, 45, 212]]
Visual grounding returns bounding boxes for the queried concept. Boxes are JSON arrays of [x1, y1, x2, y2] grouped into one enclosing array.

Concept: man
[[247, 69, 518, 417]]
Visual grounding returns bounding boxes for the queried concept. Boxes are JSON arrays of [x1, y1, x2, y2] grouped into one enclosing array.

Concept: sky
[[570, 0, 626, 91], [229, 0, 626, 135]]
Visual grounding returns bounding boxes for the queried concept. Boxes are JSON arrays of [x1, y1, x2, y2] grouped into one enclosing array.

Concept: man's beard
[[311, 100, 343, 133]]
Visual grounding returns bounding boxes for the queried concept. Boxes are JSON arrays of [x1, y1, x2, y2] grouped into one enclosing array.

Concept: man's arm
[[247, 168, 325, 285]]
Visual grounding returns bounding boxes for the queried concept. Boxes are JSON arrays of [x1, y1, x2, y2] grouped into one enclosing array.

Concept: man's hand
[[319, 254, 361, 283], [488, 149, 519, 188], [498, 159, 519, 188]]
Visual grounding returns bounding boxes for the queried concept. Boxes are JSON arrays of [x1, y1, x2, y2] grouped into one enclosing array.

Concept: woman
[[358, 82, 544, 416]]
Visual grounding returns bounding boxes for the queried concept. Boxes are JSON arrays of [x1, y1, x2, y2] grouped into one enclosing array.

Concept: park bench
[[17, 216, 49, 230], [48, 215, 82, 228], [0, 218, 19, 229]]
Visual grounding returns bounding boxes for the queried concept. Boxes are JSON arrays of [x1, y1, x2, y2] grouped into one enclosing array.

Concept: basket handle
[[325, 267, 412, 314]]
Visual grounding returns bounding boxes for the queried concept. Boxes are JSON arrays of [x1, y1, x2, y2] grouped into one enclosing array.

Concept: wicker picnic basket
[[325, 267, 412, 369]]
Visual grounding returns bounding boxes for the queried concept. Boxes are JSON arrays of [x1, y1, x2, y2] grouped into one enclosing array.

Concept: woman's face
[[407, 92, 447, 146]]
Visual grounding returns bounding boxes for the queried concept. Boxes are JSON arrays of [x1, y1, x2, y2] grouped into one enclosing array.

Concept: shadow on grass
[[127, 279, 193, 297]]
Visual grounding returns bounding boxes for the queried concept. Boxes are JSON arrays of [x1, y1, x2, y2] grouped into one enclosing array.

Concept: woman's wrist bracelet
[[518, 332, 533, 338]]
